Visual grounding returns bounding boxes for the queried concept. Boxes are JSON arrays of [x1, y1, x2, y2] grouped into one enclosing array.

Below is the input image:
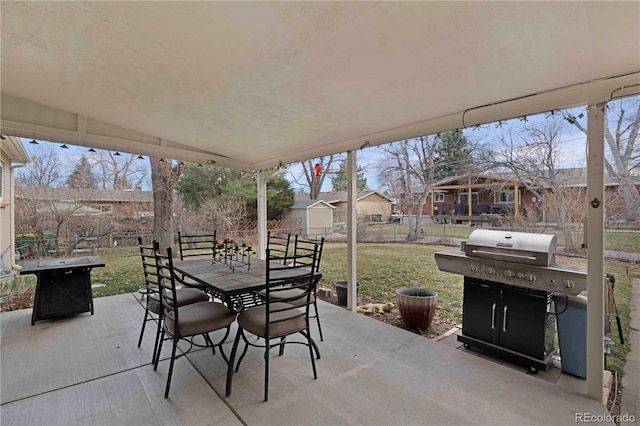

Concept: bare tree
[[178, 197, 246, 235], [291, 155, 338, 199], [561, 97, 640, 222], [93, 151, 148, 190], [379, 137, 438, 241], [15, 145, 65, 187], [487, 116, 585, 250], [14, 186, 93, 255]]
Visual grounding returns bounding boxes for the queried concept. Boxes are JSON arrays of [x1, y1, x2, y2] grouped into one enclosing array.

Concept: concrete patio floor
[[1, 293, 612, 425]]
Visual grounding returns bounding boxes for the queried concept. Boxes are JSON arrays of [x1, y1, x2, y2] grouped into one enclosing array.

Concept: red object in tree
[[314, 163, 321, 177]]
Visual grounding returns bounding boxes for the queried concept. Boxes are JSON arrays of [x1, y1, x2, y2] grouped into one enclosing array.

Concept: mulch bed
[[317, 292, 457, 339]]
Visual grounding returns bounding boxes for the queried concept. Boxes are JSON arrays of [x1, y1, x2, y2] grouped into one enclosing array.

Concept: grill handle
[[491, 303, 497, 330], [503, 305, 508, 332], [470, 249, 538, 262]]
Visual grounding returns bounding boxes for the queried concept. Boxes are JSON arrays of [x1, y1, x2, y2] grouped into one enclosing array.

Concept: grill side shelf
[[434, 250, 586, 296]]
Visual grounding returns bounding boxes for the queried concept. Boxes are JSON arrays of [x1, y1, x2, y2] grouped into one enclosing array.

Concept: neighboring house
[[283, 200, 334, 237], [14, 187, 154, 238], [425, 174, 526, 222], [296, 190, 394, 224], [403, 169, 640, 225], [0, 137, 30, 277]]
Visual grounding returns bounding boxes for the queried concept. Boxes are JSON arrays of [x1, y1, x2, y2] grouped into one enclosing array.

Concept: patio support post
[[514, 182, 519, 218], [467, 176, 472, 223], [586, 102, 605, 400], [430, 189, 434, 217], [347, 150, 357, 312], [257, 170, 267, 260]]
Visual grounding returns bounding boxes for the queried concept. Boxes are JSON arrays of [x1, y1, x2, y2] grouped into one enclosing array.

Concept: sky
[[16, 103, 607, 194]]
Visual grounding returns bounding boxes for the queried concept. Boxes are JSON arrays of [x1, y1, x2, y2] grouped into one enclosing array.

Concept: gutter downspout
[[10, 163, 27, 270]]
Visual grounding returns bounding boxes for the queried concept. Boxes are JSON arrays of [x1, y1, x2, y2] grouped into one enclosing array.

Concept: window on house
[[412, 194, 421, 205], [459, 193, 479, 205], [90, 204, 113, 213], [496, 190, 515, 204], [434, 192, 444, 202]]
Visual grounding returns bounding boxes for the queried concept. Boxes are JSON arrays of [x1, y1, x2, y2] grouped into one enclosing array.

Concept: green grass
[[366, 224, 640, 254], [86, 249, 147, 298], [319, 243, 464, 323]]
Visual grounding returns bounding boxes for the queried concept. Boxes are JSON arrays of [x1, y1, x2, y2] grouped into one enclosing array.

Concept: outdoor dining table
[[173, 257, 321, 314]]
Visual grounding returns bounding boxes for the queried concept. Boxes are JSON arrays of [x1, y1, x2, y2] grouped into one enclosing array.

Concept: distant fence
[[15, 220, 638, 261]]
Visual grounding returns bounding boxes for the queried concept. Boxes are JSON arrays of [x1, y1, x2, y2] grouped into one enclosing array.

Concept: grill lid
[[465, 229, 557, 266]]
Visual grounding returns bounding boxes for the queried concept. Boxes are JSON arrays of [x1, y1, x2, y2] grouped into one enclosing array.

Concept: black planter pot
[[334, 281, 361, 306]]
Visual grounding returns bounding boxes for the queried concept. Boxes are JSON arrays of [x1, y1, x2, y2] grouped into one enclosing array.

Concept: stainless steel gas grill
[[435, 229, 586, 296], [435, 229, 587, 373]]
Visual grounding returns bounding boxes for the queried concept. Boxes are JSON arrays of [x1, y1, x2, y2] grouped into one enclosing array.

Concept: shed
[[283, 200, 334, 238]]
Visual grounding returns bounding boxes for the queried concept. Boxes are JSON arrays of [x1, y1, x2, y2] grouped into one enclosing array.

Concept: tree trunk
[[150, 158, 184, 255]]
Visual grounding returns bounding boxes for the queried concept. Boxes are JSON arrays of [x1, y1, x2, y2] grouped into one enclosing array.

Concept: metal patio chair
[[153, 243, 236, 398], [226, 244, 319, 401], [136, 237, 209, 363]]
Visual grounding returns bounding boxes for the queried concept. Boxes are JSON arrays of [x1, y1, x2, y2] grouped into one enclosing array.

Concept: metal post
[[347, 150, 357, 312], [586, 102, 605, 399], [257, 170, 267, 260]]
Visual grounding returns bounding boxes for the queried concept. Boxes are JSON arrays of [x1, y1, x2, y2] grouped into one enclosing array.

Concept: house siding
[[1, 150, 11, 267]]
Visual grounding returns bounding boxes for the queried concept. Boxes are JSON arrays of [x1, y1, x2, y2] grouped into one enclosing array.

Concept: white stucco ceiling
[[1, 1, 639, 170]]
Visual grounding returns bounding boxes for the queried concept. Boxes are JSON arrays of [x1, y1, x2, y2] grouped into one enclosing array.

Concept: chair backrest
[[267, 231, 291, 264], [264, 244, 319, 336], [138, 236, 160, 292], [177, 230, 217, 260], [153, 243, 181, 336], [293, 235, 324, 272]]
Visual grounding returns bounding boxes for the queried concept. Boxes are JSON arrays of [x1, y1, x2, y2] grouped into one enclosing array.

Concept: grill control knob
[[504, 270, 515, 279], [562, 280, 575, 289], [486, 267, 496, 276], [526, 274, 536, 283], [516, 272, 525, 280], [468, 264, 478, 273]]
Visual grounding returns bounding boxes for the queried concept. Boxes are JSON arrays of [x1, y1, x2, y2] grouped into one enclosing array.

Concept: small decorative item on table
[[212, 239, 255, 271]]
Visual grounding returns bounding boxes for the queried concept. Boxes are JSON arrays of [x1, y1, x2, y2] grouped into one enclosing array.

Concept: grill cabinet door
[[462, 279, 500, 345], [498, 288, 548, 359]]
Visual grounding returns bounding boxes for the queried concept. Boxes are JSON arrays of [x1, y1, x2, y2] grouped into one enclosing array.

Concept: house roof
[[15, 187, 154, 203], [419, 168, 640, 193], [298, 190, 392, 204], [1, 2, 638, 169], [289, 200, 335, 210], [1, 136, 30, 163]]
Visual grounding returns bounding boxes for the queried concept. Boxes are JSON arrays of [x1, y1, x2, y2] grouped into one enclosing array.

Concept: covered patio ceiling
[[1, 2, 639, 170]]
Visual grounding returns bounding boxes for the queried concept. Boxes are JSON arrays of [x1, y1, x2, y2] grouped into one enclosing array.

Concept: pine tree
[[331, 159, 367, 192], [434, 131, 472, 180], [66, 155, 95, 188]]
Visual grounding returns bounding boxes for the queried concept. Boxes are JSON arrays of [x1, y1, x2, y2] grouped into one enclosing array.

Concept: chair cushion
[[258, 288, 314, 307], [238, 302, 306, 338], [148, 288, 209, 314], [164, 301, 235, 337]]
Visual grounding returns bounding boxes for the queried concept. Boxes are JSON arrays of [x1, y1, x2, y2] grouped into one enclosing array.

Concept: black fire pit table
[[21, 256, 105, 325]]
